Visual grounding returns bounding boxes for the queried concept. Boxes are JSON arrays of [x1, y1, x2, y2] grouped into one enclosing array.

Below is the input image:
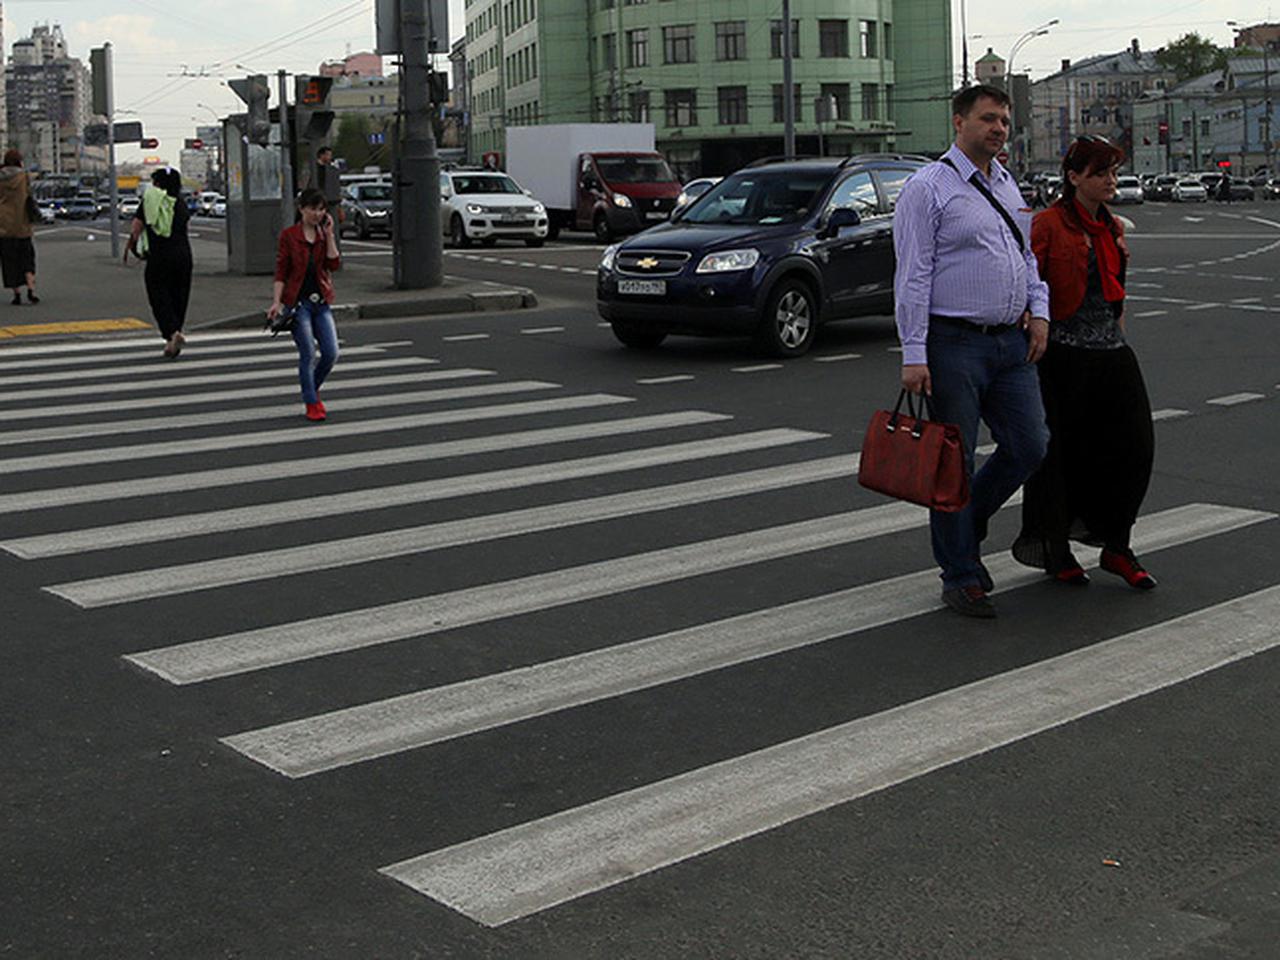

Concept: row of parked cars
[[1016, 169, 1280, 206]]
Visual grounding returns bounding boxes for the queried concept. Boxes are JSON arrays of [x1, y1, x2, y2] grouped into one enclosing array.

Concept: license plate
[[618, 279, 666, 295], [645, 211, 668, 220], [501, 214, 526, 223]]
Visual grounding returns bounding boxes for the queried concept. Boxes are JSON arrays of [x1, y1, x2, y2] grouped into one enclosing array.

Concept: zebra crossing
[[3, 328, 1277, 933]]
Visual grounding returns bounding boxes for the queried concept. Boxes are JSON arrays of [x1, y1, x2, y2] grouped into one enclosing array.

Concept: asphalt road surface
[[3, 201, 1279, 959]]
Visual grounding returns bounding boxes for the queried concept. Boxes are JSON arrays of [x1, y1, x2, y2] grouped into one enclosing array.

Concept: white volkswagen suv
[[439, 169, 548, 247]]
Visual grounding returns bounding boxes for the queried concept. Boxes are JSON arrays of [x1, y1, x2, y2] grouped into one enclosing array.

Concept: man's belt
[[930, 315, 1014, 335]]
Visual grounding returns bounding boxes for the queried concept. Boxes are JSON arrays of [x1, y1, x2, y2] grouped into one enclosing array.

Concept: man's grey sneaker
[[942, 585, 997, 619]]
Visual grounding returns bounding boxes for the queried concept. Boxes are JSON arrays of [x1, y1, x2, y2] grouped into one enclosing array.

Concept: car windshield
[[452, 175, 523, 195], [679, 171, 831, 225], [595, 157, 678, 184], [357, 185, 393, 200]]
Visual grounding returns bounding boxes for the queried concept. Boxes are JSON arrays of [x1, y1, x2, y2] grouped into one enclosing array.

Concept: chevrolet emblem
[[636, 257, 659, 269]]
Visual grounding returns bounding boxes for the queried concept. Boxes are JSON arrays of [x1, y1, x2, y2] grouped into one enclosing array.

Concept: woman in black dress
[[124, 167, 193, 357]]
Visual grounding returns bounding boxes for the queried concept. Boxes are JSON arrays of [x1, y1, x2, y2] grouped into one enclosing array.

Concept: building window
[[663, 25, 696, 64], [629, 89, 650, 122], [883, 22, 893, 59], [772, 83, 803, 123], [861, 83, 878, 120], [770, 19, 801, 59], [626, 28, 649, 68], [664, 88, 697, 127], [885, 84, 894, 120], [1201, 118, 1211, 136], [718, 85, 748, 125], [820, 83, 849, 120], [624, 0, 647, 4], [819, 20, 849, 58], [1182, 118, 1191, 136], [859, 20, 877, 58], [1082, 109, 1091, 126], [715, 21, 747, 61], [602, 33, 616, 71], [1079, 81, 1090, 97]]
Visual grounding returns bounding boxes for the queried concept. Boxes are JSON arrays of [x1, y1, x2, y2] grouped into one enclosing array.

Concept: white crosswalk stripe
[[0, 336, 302, 371]]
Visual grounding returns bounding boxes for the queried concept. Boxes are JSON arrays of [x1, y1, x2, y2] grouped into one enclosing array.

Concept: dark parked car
[[340, 182, 394, 238], [1144, 174, 1179, 201], [597, 154, 928, 357], [61, 197, 99, 220]]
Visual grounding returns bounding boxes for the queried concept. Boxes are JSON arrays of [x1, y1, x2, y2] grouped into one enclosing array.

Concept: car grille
[[616, 250, 691, 277]]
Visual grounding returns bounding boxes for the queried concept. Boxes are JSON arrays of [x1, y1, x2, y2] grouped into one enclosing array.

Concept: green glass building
[[463, 0, 953, 173]]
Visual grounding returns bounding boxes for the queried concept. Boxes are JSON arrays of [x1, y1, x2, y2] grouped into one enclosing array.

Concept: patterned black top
[[1049, 247, 1125, 350]]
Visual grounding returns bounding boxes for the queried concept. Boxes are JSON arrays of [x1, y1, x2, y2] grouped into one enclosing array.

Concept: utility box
[[224, 116, 285, 274]]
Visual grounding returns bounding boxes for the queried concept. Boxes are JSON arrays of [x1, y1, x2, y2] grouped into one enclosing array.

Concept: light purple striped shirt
[[892, 144, 1050, 365]]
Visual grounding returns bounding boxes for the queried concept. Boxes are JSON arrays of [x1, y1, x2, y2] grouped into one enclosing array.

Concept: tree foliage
[[1155, 33, 1229, 82], [334, 113, 373, 171]]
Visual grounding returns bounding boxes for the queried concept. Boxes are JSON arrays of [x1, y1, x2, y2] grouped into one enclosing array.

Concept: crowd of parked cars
[[1016, 169, 1280, 206]]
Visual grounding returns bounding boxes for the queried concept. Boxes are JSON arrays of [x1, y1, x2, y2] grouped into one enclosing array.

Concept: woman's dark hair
[[3, 148, 22, 167], [296, 187, 327, 209], [952, 84, 1011, 117], [151, 167, 182, 197], [1060, 135, 1125, 205]]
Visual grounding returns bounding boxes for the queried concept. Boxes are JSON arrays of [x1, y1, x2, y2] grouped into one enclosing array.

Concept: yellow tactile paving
[[0, 318, 151, 339]]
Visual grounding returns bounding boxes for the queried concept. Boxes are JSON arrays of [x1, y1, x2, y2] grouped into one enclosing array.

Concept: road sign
[[84, 121, 144, 146], [90, 46, 113, 117], [997, 150, 1010, 163], [229, 75, 271, 145], [140, 138, 160, 149]]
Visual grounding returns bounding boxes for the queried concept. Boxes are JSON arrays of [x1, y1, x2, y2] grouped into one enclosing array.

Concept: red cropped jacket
[[274, 222, 340, 306]]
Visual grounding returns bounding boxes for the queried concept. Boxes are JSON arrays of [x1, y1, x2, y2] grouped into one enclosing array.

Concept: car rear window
[[681, 171, 831, 225]]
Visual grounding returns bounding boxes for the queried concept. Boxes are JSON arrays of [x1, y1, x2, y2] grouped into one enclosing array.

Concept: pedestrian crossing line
[[1206, 392, 1265, 407], [0, 379, 558, 448], [50, 442, 841, 607], [380, 576, 1280, 927], [0, 368, 497, 427], [0, 356, 436, 406], [0, 337, 303, 372], [125, 500, 956, 685], [0, 394, 634, 477], [0, 329, 272, 357], [223, 502, 1272, 779], [0, 412, 728, 519], [1151, 408, 1192, 421]]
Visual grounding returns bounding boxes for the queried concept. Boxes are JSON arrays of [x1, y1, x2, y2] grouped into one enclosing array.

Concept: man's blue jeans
[[925, 322, 1048, 591], [290, 301, 339, 404]]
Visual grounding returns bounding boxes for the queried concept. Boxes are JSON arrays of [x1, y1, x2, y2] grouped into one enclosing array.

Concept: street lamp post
[[1007, 19, 1058, 174]]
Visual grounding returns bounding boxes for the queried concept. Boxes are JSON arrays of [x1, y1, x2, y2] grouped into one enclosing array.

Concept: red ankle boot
[[1100, 548, 1156, 589]]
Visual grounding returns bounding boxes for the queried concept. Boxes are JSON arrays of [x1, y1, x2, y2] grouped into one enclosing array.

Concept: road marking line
[[442, 333, 490, 342], [0, 329, 269, 357], [886, 346, 903, 353], [52, 437, 835, 607], [538, 264, 560, 270], [0, 318, 150, 339], [730, 364, 782, 373], [1206, 392, 1265, 406], [596, 322, 612, 328], [1231, 297, 1263, 303], [1184, 303, 1220, 311], [227, 504, 1272, 781], [125, 501, 976, 684], [1236, 304, 1270, 311], [0, 379, 554, 448], [1134, 310, 1168, 318], [1151, 408, 1192, 421], [382, 574, 1280, 927], [0, 356, 434, 406], [0, 337, 299, 371], [636, 375, 694, 384], [520, 326, 565, 334], [0, 394, 634, 477], [0, 412, 723, 520], [812, 353, 862, 362], [0, 369, 488, 427]]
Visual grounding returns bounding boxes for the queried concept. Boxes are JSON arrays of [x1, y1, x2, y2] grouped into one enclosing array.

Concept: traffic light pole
[[102, 44, 120, 260], [395, 0, 443, 288], [278, 70, 294, 227]]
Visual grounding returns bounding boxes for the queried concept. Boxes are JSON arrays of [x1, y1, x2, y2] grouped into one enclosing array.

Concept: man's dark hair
[[296, 187, 327, 209], [952, 84, 1012, 117], [316, 146, 332, 159]]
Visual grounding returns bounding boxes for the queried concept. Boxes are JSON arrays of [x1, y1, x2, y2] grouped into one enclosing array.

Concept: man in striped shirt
[[892, 84, 1050, 618]]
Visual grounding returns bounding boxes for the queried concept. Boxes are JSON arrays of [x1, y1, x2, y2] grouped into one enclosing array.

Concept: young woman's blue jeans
[[925, 321, 1049, 591], [290, 301, 339, 404]]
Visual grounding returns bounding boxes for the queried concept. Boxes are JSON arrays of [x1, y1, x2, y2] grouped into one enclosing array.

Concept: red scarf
[[1073, 200, 1125, 302]]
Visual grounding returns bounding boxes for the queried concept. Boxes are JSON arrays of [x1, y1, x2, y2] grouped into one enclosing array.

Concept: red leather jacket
[[274, 222, 340, 306]]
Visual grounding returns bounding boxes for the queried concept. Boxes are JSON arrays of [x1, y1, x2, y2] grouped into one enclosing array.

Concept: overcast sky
[[4, 0, 1276, 163]]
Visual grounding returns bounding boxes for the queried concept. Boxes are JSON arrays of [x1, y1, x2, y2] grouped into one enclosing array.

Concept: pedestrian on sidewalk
[[892, 84, 1050, 619], [124, 167, 193, 358], [0, 149, 39, 306], [302, 146, 344, 238], [268, 187, 341, 422], [1011, 135, 1157, 590]]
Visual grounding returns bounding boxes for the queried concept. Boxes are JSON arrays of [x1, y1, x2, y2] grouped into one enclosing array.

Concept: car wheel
[[524, 238, 545, 248], [547, 221, 561, 241], [593, 212, 613, 243], [757, 279, 817, 358], [610, 320, 666, 349], [450, 215, 471, 248]]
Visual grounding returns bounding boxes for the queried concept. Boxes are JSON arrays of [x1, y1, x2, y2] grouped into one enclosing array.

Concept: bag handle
[[886, 389, 935, 439]]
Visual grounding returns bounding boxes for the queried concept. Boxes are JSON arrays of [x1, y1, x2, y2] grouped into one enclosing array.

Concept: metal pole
[[395, 0, 442, 288], [1264, 43, 1273, 176], [105, 43, 120, 259], [782, 0, 795, 158], [961, 0, 969, 86], [277, 70, 294, 228]]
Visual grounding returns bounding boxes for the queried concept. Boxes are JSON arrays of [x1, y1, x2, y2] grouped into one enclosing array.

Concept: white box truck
[[505, 123, 682, 241]]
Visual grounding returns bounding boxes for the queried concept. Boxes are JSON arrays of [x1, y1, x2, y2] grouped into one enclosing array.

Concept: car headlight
[[466, 203, 485, 215], [600, 243, 620, 272], [696, 248, 760, 273], [532, 202, 545, 214], [612, 194, 632, 208]]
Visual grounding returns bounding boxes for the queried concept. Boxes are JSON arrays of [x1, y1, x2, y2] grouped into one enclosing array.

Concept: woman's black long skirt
[[1013, 341, 1154, 570]]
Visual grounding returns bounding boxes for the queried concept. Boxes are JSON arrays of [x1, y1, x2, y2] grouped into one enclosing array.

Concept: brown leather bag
[[857, 391, 969, 512]]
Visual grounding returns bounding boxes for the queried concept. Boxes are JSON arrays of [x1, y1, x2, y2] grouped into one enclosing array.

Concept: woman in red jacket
[[268, 188, 341, 421], [1011, 136, 1156, 589]]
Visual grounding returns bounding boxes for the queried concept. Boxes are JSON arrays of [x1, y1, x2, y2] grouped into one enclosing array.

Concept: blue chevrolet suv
[[597, 154, 928, 357]]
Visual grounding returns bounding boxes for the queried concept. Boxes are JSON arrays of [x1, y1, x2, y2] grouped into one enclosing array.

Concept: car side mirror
[[821, 207, 861, 238], [524, 189, 533, 196]]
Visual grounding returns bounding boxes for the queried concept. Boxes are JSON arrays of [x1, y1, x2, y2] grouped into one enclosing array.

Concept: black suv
[[597, 154, 928, 357]]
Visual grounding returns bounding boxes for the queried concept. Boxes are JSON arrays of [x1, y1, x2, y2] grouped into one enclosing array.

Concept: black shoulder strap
[[940, 156, 1024, 252]]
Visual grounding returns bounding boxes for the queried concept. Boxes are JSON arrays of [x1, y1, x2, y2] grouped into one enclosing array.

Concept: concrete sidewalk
[[0, 224, 535, 342]]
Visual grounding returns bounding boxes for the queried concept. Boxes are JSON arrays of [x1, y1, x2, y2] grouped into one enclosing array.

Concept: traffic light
[[1217, 159, 1232, 169], [294, 75, 335, 141], [1157, 120, 1169, 145], [140, 137, 160, 149], [230, 74, 271, 145]]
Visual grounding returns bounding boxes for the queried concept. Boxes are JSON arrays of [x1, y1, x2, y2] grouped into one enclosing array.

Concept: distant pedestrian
[[892, 84, 1050, 618], [303, 145, 344, 231], [1012, 134, 1156, 590], [124, 167, 193, 358], [269, 188, 341, 421], [0, 148, 39, 305], [1217, 173, 1233, 203]]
